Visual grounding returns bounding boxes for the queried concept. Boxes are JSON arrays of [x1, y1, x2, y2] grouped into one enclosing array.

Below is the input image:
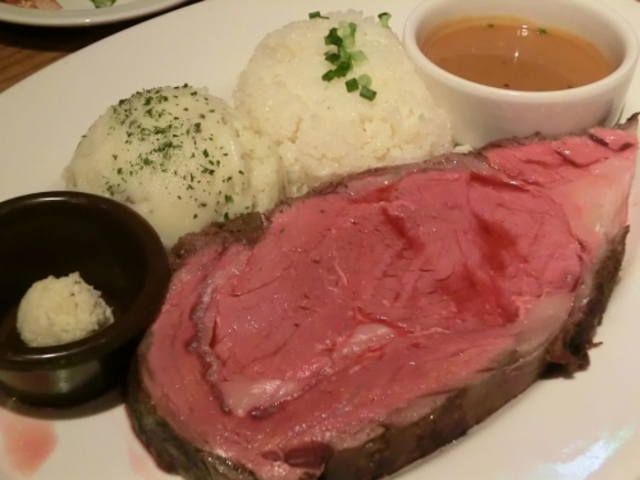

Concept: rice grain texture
[[235, 10, 453, 196]]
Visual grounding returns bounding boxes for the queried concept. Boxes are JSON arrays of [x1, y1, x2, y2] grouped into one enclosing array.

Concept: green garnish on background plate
[[91, 0, 117, 8]]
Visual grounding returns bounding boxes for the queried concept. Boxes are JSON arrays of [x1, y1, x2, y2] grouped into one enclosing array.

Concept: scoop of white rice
[[235, 10, 453, 196], [63, 86, 281, 246]]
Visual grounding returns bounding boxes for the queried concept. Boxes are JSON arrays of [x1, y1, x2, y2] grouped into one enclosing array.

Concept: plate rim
[[0, 0, 190, 27], [0, 0, 639, 479]]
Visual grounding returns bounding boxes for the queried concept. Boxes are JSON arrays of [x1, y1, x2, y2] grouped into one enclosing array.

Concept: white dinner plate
[[1, 0, 640, 479], [0, 0, 189, 27]]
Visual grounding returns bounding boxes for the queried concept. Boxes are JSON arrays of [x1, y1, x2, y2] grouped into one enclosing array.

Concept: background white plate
[[1, 0, 640, 479], [0, 0, 189, 27]]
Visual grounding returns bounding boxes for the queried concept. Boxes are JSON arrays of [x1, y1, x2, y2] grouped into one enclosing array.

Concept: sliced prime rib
[[127, 116, 638, 480]]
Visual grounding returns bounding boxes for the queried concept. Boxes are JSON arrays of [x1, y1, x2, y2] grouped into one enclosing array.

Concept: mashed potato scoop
[[64, 85, 280, 246]]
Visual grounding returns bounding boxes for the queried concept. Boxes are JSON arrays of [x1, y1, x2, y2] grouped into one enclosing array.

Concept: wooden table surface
[[0, 1, 200, 94]]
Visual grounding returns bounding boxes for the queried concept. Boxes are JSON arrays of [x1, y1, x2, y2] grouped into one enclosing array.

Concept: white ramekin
[[403, 0, 640, 147]]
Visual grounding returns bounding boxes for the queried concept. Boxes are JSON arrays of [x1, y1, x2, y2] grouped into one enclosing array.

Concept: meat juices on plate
[[128, 116, 639, 480]]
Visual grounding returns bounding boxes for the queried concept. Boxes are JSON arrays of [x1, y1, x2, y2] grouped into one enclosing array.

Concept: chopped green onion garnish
[[357, 74, 372, 88], [337, 21, 357, 38], [360, 86, 377, 101], [536, 27, 548, 35], [342, 36, 355, 50], [320, 21, 378, 101], [345, 78, 359, 92], [351, 50, 367, 63], [324, 51, 341, 64], [336, 22, 358, 48], [324, 27, 343, 47], [322, 70, 336, 82], [91, 0, 116, 7], [337, 21, 351, 38], [378, 12, 391, 28], [309, 11, 329, 19], [333, 58, 352, 78]]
